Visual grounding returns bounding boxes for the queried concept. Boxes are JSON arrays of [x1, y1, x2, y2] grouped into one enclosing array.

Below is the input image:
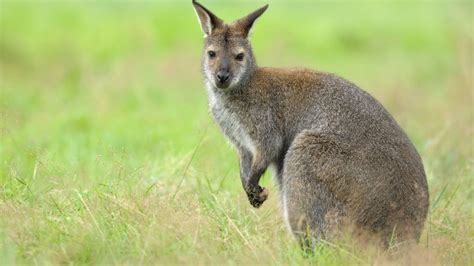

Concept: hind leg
[[283, 181, 343, 250], [281, 131, 347, 250]]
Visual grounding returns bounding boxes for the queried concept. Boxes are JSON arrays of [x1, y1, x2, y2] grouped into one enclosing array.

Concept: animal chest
[[210, 100, 257, 155]]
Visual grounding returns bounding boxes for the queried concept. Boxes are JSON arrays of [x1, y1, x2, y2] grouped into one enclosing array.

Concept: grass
[[1, 0, 473, 265]]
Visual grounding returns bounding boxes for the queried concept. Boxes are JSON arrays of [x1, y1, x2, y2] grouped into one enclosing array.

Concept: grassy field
[[1, 0, 473, 265]]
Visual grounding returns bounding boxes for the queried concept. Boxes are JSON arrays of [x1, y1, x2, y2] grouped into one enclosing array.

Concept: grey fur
[[193, 1, 429, 248]]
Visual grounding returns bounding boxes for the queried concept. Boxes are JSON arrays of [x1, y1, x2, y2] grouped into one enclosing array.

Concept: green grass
[[1, 0, 473, 265]]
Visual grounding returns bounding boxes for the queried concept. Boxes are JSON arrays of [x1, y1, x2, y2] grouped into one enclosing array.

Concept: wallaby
[[192, 0, 429, 248]]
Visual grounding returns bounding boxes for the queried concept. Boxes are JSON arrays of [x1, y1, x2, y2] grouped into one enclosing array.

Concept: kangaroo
[[192, 0, 429, 248]]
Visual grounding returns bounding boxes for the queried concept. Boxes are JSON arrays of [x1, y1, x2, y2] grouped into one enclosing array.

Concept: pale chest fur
[[207, 88, 257, 155]]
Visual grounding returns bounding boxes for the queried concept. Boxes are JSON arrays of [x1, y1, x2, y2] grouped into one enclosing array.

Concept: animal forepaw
[[247, 186, 269, 208]]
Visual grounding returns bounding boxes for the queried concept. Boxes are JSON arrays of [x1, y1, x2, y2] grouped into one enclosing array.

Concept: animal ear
[[192, 0, 223, 36], [234, 4, 269, 38]]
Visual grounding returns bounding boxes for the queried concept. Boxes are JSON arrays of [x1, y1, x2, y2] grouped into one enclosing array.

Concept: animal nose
[[216, 71, 230, 83]]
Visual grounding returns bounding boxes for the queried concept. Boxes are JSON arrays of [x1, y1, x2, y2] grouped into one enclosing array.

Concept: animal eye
[[235, 53, 244, 61], [208, 51, 216, 58]]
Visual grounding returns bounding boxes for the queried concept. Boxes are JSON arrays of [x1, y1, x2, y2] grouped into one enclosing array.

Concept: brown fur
[[192, 1, 429, 249]]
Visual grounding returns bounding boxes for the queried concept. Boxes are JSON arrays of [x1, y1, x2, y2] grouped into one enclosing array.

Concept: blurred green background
[[1, 0, 472, 264]]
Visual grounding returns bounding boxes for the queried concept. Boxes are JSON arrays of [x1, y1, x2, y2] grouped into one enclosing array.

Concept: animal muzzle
[[215, 70, 231, 88]]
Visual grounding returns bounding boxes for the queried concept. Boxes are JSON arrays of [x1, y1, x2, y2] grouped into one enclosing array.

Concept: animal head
[[192, 0, 268, 90]]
